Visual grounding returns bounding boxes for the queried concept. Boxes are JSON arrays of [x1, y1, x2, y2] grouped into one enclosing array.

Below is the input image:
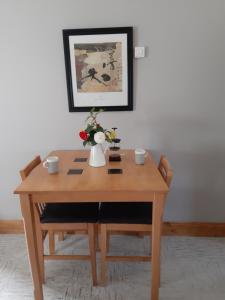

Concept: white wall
[[0, 0, 224, 221]]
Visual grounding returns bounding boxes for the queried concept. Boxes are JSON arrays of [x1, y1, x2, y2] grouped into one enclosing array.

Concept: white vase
[[89, 144, 106, 167]]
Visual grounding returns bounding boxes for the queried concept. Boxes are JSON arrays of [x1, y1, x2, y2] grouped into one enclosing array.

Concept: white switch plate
[[135, 47, 145, 58]]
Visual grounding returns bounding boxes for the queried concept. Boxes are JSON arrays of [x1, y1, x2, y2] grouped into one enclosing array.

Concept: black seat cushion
[[99, 202, 152, 224], [40, 203, 99, 223]]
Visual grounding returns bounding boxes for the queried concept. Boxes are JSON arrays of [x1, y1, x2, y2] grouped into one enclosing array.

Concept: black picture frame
[[62, 27, 133, 112]]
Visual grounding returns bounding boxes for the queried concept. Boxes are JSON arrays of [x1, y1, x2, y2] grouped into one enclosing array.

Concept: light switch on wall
[[135, 47, 145, 58]]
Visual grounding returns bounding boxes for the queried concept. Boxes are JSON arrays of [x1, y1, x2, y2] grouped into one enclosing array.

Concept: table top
[[14, 150, 168, 195]]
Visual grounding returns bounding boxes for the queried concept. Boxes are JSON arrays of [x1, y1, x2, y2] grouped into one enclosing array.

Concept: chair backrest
[[20, 155, 44, 213], [158, 155, 173, 188], [20, 155, 41, 180]]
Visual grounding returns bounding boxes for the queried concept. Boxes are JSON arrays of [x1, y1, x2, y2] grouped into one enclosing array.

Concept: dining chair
[[20, 156, 98, 285], [99, 155, 173, 284], [20, 156, 66, 253], [20, 156, 54, 248]]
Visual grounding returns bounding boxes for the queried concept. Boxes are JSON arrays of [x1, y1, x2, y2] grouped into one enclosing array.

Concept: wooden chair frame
[[20, 156, 97, 285], [33, 205, 97, 285], [100, 155, 173, 284]]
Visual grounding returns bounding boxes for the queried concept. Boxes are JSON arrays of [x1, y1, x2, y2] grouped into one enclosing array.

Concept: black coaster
[[108, 168, 123, 174], [109, 154, 122, 162], [74, 157, 88, 162], [67, 169, 83, 175]]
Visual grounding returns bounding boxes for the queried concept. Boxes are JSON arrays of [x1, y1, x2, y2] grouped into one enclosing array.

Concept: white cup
[[135, 149, 146, 165], [43, 156, 59, 174]]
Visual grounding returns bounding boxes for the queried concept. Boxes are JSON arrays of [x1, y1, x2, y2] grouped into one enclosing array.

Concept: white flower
[[94, 131, 105, 144]]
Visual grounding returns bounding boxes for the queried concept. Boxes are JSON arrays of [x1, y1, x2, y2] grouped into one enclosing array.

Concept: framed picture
[[62, 27, 133, 112]]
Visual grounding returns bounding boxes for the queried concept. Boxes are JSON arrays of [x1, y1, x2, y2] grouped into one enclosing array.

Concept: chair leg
[[160, 220, 164, 287], [38, 229, 45, 284], [33, 204, 45, 284], [94, 224, 99, 251], [100, 224, 107, 285], [58, 232, 65, 241], [88, 224, 97, 286], [106, 233, 110, 253], [48, 230, 55, 255]]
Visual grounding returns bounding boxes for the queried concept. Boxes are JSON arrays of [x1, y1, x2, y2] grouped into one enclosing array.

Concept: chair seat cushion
[[40, 203, 99, 223], [99, 202, 152, 224]]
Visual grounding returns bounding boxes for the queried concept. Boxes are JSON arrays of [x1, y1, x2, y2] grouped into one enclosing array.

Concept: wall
[[0, 0, 224, 221]]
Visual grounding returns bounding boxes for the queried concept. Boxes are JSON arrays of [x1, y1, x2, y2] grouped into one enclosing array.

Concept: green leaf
[[91, 141, 97, 146], [96, 126, 104, 132], [88, 130, 96, 145], [86, 124, 94, 133], [83, 140, 88, 147]]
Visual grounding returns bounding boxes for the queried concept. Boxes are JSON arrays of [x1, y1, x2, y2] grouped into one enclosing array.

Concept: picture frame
[[62, 27, 133, 112]]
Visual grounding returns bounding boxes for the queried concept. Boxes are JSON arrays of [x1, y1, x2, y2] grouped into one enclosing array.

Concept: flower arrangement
[[79, 108, 116, 147]]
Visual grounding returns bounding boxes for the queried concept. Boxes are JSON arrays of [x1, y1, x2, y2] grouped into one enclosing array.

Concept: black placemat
[[74, 158, 88, 162], [67, 169, 83, 175], [108, 168, 123, 174]]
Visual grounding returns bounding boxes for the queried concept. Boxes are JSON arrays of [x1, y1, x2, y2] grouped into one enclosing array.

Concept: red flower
[[79, 131, 88, 141]]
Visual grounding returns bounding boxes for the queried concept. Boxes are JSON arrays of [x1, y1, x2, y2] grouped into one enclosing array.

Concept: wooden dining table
[[14, 149, 168, 300]]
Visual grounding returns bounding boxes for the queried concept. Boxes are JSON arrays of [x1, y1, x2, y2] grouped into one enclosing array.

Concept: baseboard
[[1, 220, 225, 237], [0, 220, 24, 233], [163, 222, 225, 237]]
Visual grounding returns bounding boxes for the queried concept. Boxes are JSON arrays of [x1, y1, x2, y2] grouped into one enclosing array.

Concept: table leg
[[151, 194, 165, 300], [88, 224, 97, 286], [20, 195, 43, 300], [33, 202, 45, 284]]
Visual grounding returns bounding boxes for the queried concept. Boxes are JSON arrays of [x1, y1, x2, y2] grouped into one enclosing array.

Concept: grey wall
[[0, 0, 224, 221]]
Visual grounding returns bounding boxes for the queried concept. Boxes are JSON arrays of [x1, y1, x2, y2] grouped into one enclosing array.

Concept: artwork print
[[63, 27, 133, 111], [74, 42, 122, 93]]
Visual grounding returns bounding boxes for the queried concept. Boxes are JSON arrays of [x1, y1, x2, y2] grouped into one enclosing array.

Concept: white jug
[[89, 144, 106, 167]]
